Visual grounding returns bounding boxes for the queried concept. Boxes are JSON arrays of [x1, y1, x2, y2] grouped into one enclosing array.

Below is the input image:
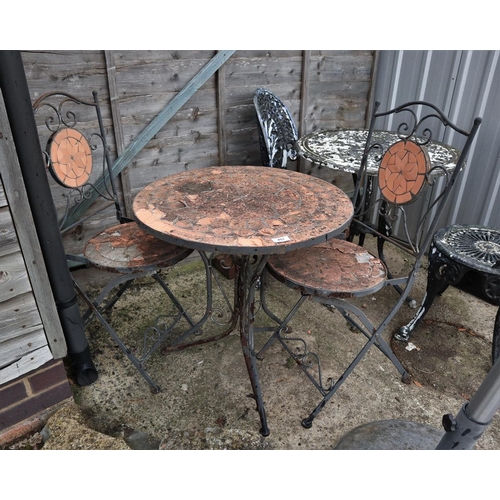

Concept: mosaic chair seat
[[33, 91, 210, 393], [253, 88, 299, 168], [396, 224, 500, 364], [258, 100, 482, 428]]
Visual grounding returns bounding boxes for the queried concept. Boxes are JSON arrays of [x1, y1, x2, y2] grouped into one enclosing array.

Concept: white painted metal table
[[296, 129, 461, 175]]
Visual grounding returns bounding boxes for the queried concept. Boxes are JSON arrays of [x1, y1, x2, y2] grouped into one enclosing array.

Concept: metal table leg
[[493, 307, 500, 365], [395, 245, 462, 342], [237, 255, 270, 437]]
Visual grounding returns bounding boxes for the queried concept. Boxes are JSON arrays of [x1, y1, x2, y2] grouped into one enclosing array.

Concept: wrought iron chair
[[32, 91, 213, 393], [253, 88, 299, 168], [396, 224, 500, 364], [258, 100, 482, 428]]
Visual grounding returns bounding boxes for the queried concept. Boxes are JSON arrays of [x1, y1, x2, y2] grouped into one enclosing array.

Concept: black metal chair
[[396, 224, 500, 364], [253, 88, 298, 168], [258, 100, 482, 428], [32, 91, 213, 393]]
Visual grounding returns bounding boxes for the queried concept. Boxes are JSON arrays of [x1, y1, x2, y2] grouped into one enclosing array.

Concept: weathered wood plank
[[105, 50, 132, 218], [0, 292, 42, 342], [119, 105, 218, 139], [0, 180, 6, 207], [0, 251, 32, 302], [114, 88, 218, 118], [113, 56, 216, 93], [0, 345, 53, 386], [230, 50, 303, 58], [22, 51, 108, 99], [0, 207, 21, 258], [299, 50, 311, 172], [224, 61, 303, 87], [307, 53, 373, 77], [0, 94, 66, 358], [0, 326, 47, 367], [217, 63, 227, 166]]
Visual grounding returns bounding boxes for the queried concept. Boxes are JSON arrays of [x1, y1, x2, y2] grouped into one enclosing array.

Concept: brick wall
[[0, 359, 73, 445]]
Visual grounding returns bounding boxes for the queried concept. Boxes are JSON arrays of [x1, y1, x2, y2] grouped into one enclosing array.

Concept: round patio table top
[[133, 165, 354, 255], [296, 129, 461, 176], [434, 224, 500, 276]]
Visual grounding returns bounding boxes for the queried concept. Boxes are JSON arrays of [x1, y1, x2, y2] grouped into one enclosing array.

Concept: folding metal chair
[[253, 88, 298, 168], [32, 91, 212, 393], [396, 224, 500, 365], [259, 100, 482, 428]]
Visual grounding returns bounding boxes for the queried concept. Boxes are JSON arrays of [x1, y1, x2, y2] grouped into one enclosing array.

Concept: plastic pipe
[[0, 50, 97, 385]]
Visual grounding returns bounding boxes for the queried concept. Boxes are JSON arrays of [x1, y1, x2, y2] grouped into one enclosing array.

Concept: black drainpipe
[[0, 50, 97, 386]]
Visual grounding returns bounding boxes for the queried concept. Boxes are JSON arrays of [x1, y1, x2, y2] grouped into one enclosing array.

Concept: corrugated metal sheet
[[373, 50, 500, 236]]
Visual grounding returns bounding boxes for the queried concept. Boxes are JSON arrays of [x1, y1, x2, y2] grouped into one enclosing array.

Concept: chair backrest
[[353, 100, 482, 260], [253, 88, 298, 168], [32, 91, 124, 244]]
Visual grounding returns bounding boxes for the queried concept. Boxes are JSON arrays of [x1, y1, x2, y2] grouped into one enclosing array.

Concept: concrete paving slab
[[38, 239, 500, 450]]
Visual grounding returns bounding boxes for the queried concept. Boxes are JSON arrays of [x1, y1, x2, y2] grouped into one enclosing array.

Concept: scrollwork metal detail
[[482, 275, 500, 303], [277, 332, 335, 394], [435, 259, 465, 285], [141, 310, 184, 363]]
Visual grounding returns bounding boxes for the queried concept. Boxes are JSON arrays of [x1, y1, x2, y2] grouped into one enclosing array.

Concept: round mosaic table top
[[133, 166, 354, 255]]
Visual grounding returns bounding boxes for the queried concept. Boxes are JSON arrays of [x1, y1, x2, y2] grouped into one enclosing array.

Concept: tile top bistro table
[[133, 165, 353, 435]]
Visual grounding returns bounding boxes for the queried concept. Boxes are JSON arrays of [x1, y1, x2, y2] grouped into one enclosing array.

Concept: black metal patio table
[[296, 129, 461, 175], [133, 165, 354, 435]]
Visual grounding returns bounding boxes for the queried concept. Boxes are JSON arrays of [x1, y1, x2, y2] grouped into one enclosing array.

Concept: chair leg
[[256, 294, 308, 360], [301, 332, 377, 428], [493, 307, 500, 365], [256, 268, 304, 360], [81, 275, 139, 325], [480, 274, 500, 306], [100, 279, 135, 313], [73, 279, 161, 393], [257, 290, 410, 428], [301, 315, 410, 429], [152, 273, 198, 327], [348, 173, 371, 246], [73, 254, 221, 392], [377, 237, 417, 308], [376, 203, 416, 308], [332, 299, 409, 380]]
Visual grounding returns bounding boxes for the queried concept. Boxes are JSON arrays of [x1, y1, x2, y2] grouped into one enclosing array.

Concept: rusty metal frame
[[261, 100, 483, 429]]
